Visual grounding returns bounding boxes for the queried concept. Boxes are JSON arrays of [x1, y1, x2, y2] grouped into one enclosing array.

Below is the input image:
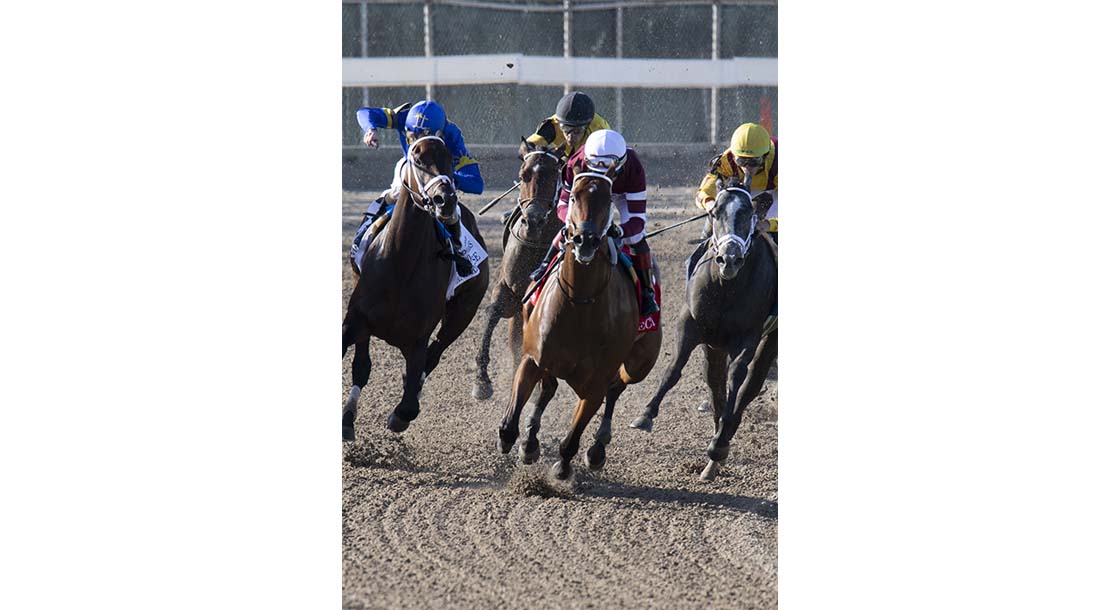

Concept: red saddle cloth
[[528, 246, 660, 334]]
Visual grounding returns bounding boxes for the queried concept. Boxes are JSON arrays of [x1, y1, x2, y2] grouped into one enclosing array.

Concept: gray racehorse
[[629, 185, 777, 481]]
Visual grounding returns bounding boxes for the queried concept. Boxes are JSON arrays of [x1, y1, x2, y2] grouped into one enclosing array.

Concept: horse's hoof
[[342, 425, 355, 442], [700, 460, 720, 481], [519, 440, 540, 464], [584, 442, 606, 471], [707, 441, 730, 463], [551, 460, 572, 480], [697, 401, 712, 413], [386, 412, 410, 434], [629, 415, 654, 432], [472, 381, 493, 400]]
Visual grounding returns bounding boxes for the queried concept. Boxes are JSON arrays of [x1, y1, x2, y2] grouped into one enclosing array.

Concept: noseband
[[399, 135, 457, 219]]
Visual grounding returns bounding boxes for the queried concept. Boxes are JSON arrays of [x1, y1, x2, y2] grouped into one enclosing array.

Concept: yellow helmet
[[730, 123, 771, 158]]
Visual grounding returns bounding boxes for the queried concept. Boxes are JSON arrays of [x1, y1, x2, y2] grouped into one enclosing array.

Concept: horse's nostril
[[573, 235, 583, 244], [432, 195, 444, 205], [716, 256, 725, 265]]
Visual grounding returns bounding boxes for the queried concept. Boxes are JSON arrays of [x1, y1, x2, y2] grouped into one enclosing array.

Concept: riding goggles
[[734, 155, 766, 168]]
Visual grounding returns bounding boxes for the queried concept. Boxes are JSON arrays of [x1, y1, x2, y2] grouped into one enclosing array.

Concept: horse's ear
[[519, 136, 532, 159]]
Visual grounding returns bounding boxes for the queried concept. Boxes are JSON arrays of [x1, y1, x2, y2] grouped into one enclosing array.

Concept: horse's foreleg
[[473, 283, 516, 400], [343, 336, 371, 441], [586, 378, 624, 471], [509, 307, 524, 364], [387, 339, 428, 434], [426, 268, 489, 383], [499, 356, 542, 454], [630, 311, 701, 432], [706, 333, 762, 464], [553, 392, 605, 480], [519, 374, 558, 464], [712, 330, 778, 463], [702, 345, 729, 428]]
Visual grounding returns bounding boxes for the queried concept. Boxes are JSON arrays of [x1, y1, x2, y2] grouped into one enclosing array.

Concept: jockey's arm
[[695, 151, 733, 210], [453, 158, 484, 194]]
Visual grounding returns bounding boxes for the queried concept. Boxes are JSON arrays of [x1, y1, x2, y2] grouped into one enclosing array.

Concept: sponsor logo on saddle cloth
[[529, 246, 660, 333]]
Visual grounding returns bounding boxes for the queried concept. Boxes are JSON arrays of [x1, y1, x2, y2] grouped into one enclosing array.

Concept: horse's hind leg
[[553, 392, 605, 481], [424, 264, 489, 381], [586, 378, 624, 471], [387, 339, 428, 434], [499, 356, 543, 454], [473, 283, 515, 400], [519, 374, 558, 464], [630, 312, 701, 432]]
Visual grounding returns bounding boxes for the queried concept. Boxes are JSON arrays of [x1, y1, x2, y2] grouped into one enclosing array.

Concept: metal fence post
[[710, 0, 720, 147], [563, 0, 571, 96], [615, 6, 623, 131], [424, 0, 433, 100], [360, 1, 369, 107]]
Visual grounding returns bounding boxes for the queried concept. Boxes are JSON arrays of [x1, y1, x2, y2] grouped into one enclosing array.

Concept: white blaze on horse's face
[[712, 187, 756, 280], [567, 172, 613, 265]]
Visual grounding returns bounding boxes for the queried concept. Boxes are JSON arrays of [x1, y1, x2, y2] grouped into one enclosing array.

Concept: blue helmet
[[404, 101, 447, 136]]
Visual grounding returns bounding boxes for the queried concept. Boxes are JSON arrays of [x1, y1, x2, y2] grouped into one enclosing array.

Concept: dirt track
[[342, 187, 778, 610]]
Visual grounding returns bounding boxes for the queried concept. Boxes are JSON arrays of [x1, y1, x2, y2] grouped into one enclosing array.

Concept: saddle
[[526, 244, 660, 334]]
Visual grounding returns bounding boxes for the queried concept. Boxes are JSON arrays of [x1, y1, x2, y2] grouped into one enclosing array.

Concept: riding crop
[[477, 181, 521, 215], [643, 213, 707, 239]]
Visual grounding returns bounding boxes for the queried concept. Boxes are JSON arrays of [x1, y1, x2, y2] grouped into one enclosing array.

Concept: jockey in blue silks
[[350, 100, 484, 275]]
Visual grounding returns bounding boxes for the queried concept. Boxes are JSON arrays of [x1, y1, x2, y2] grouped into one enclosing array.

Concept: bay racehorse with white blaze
[[498, 171, 661, 480], [629, 185, 777, 481], [472, 139, 564, 400], [342, 135, 489, 439]]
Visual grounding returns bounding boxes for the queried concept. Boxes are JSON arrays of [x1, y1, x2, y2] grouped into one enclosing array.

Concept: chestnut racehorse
[[472, 139, 564, 400], [498, 171, 661, 479], [342, 136, 489, 440]]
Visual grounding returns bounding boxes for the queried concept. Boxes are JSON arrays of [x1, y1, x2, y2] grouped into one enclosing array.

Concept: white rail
[[342, 54, 777, 88]]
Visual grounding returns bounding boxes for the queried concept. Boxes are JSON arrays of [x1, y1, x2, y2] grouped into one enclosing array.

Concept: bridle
[[556, 171, 614, 304], [398, 135, 458, 221], [562, 172, 614, 251], [702, 186, 758, 265], [516, 149, 563, 216]]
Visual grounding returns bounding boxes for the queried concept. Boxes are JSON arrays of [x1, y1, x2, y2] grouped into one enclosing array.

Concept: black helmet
[[555, 92, 595, 127]]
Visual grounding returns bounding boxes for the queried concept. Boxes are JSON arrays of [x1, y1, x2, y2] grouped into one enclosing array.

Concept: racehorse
[[472, 139, 564, 401], [629, 185, 777, 480], [498, 171, 661, 480], [342, 136, 489, 439]]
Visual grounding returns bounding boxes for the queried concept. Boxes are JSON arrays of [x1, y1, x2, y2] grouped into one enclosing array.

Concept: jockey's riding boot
[[446, 222, 474, 276], [529, 241, 560, 283], [638, 267, 659, 316]]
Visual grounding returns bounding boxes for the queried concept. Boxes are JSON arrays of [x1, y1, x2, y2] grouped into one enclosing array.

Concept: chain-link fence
[[342, 0, 777, 189]]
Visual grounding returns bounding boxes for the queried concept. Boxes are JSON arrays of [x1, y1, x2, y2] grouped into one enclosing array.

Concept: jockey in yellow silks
[[526, 91, 611, 159], [695, 122, 778, 236]]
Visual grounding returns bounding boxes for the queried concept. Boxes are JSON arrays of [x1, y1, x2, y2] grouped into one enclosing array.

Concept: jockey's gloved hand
[[393, 102, 412, 116]]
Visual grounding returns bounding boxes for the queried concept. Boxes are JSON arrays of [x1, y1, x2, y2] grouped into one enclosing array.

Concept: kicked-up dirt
[[342, 187, 777, 610]]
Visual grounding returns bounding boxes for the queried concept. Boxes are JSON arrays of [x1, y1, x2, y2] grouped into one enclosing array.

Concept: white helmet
[[583, 129, 627, 174]]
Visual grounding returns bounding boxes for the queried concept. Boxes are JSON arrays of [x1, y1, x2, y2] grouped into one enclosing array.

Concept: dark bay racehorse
[[342, 136, 489, 439], [498, 171, 662, 480], [629, 186, 777, 481], [472, 139, 564, 400]]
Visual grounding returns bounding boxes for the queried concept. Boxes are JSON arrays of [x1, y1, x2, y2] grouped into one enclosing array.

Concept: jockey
[[350, 100, 483, 275], [529, 129, 659, 316], [526, 91, 611, 159], [695, 122, 778, 239]]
